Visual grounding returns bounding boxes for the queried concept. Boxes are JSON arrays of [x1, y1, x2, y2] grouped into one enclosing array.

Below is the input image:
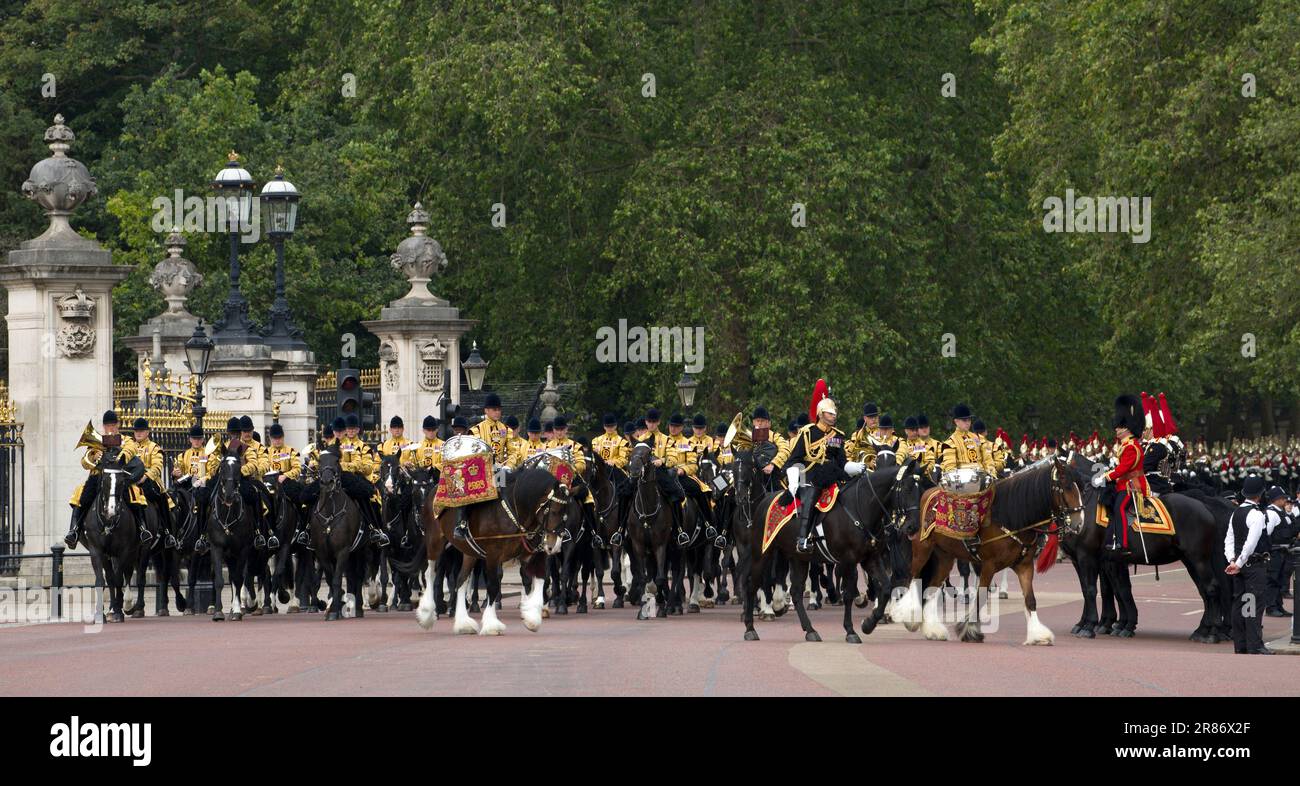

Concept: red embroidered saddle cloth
[[761, 485, 841, 553], [921, 487, 995, 540]]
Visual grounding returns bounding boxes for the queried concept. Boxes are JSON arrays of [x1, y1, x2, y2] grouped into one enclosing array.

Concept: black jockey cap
[[527, 418, 542, 433], [1242, 475, 1265, 498], [132, 417, 149, 431], [951, 403, 972, 420], [226, 416, 242, 434], [797, 413, 810, 427], [715, 423, 727, 437], [916, 413, 930, 428], [542, 419, 554, 432], [623, 421, 636, 436], [390, 415, 403, 428], [879, 414, 893, 429], [972, 418, 986, 433], [452, 416, 469, 429], [505, 415, 519, 429], [603, 413, 618, 427], [646, 408, 661, 422], [553, 415, 568, 430], [692, 413, 707, 428], [669, 412, 684, 427], [788, 419, 799, 432], [904, 416, 919, 430], [269, 423, 285, 439], [863, 402, 879, 417], [344, 413, 360, 429], [322, 424, 334, 438], [239, 415, 254, 431], [1267, 485, 1287, 503], [635, 418, 648, 432], [422, 415, 438, 431], [752, 406, 770, 421], [103, 410, 119, 425], [332, 416, 346, 432], [188, 424, 204, 439], [484, 392, 502, 409]]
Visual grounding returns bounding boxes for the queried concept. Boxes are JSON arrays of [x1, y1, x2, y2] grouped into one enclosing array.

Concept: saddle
[[1096, 495, 1174, 535], [761, 484, 841, 553]]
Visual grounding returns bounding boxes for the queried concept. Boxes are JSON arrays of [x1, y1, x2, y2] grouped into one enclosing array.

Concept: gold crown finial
[[274, 163, 284, 175], [227, 150, 239, 162]]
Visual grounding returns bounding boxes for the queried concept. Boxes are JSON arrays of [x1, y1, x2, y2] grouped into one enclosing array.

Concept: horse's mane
[[990, 461, 1053, 525]]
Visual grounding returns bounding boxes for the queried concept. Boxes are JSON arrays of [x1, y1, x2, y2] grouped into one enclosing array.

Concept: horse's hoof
[[688, 603, 700, 613], [672, 606, 683, 616], [156, 608, 169, 617], [325, 611, 339, 621], [130, 609, 144, 619], [1074, 627, 1095, 639], [378, 604, 389, 613], [593, 597, 605, 609], [576, 603, 587, 614], [1070, 624, 1082, 635], [230, 613, 243, 621], [541, 608, 550, 619], [845, 632, 861, 644], [805, 631, 822, 642], [744, 630, 759, 641], [761, 613, 775, 622], [612, 597, 624, 609], [555, 604, 567, 615], [307, 605, 319, 614], [656, 606, 667, 618], [206, 606, 216, 615], [212, 612, 224, 622], [700, 598, 715, 609], [729, 597, 741, 605], [1095, 625, 1112, 636], [111, 612, 124, 623], [285, 606, 299, 614], [774, 606, 789, 617], [637, 609, 648, 621], [250, 607, 263, 617], [182, 608, 194, 616], [1117, 628, 1135, 639], [861, 618, 879, 635], [717, 591, 729, 604]]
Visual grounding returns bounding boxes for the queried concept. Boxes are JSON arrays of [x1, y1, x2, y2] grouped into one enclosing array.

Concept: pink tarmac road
[[1, 563, 1295, 696]]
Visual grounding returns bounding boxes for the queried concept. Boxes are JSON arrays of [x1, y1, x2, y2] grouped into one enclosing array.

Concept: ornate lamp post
[[209, 152, 259, 343], [259, 165, 305, 350], [462, 341, 488, 392], [184, 322, 215, 427], [676, 367, 698, 408]]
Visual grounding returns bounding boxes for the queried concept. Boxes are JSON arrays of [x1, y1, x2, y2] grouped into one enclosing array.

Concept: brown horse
[[415, 467, 570, 635], [893, 455, 1084, 645]]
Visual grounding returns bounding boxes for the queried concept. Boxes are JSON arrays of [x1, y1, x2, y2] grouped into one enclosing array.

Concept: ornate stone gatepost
[[0, 115, 131, 559], [362, 203, 475, 426], [124, 228, 203, 392]]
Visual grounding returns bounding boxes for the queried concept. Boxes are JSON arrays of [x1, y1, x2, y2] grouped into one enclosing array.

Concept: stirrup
[[267, 535, 280, 550], [704, 525, 717, 539], [165, 534, 179, 549], [195, 536, 210, 555], [253, 534, 267, 549], [139, 527, 154, 544], [713, 535, 727, 549], [294, 530, 310, 547], [64, 531, 79, 549], [796, 536, 812, 553], [676, 530, 690, 547], [370, 529, 390, 547], [609, 531, 623, 547]]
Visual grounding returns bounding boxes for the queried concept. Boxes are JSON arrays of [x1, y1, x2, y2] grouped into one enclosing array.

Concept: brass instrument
[[75, 421, 103, 452], [722, 412, 752, 450]]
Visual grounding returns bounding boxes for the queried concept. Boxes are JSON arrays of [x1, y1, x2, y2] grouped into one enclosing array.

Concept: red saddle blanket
[[761, 485, 840, 553], [921, 487, 995, 540]]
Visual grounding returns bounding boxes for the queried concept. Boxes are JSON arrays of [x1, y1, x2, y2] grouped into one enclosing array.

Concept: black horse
[[377, 453, 429, 612], [743, 456, 922, 643], [1059, 451, 1230, 642], [207, 442, 258, 621], [624, 443, 694, 619], [311, 450, 369, 621], [81, 450, 143, 624], [587, 452, 628, 609]]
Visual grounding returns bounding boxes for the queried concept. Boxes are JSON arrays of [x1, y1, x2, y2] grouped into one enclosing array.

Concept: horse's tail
[[1035, 531, 1059, 574], [391, 538, 428, 576]]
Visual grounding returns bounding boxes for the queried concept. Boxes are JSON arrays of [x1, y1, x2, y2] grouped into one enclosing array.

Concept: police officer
[[1264, 486, 1295, 618], [1225, 475, 1273, 654]]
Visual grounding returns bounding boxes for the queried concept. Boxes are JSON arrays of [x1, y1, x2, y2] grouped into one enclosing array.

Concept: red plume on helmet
[[1158, 392, 1177, 435], [1140, 392, 1156, 435], [808, 378, 829, 423]]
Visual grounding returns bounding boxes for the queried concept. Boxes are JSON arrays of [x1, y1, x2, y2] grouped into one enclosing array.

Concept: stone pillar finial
[[389, 202, 449, 303], [540, 364, 560, 422], [149, 227, 203, 318], [20, 114, 101, 249]]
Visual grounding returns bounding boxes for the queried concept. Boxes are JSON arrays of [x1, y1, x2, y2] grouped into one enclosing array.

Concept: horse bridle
[[627, 445, 662, 526], [213, 456, 245, 534]]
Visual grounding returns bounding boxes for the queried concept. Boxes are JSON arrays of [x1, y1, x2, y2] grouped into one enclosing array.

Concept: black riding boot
[[367, 499, 390, 547], [673, 497, 688, 546], [64, 508, 81, 549], [454, 505, 470, 541], [795, 486, 816, 553], [610, 495, 630, 546]]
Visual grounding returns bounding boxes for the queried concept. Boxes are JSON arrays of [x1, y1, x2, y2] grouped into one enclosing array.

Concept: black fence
[[0, 390, 24, 575]]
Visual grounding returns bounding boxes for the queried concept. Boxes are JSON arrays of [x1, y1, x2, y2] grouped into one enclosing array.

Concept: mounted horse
[[415, 436, 569, 635], [623, 442, 693, 619], [587, 451, 628, 609], [741, 451, 922, 643], [206, 440, 259, 621], [1059, 450, 1230, 642], [377, 451, 428, 611], [536, 446, 596, 615], [80, 440, 144, 623], [894, 454, 1084, 645], [310, 449, 370, 620]]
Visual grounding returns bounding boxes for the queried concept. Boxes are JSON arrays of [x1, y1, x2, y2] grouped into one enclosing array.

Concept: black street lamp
[[184, 321, 214, 427], [676, 367, 698, 408], [462, 341, 489, 392], [260, 164, 305, 350], [210, 151, 259, 343]]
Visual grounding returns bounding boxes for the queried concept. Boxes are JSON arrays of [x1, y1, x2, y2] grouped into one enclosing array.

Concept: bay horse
[[415, 467, 569, 635], [742, 456, 922, 643], [1058, 451, 1230, 642], [310, 450, 368, 621], [207, 441, 258, 621], [894, 455, 1084, 645], [81, 448, 143, 624]]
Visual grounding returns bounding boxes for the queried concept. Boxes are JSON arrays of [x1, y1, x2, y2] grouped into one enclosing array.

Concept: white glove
[[1091, 473, 1106, 488], [844, 461, 865, 477], [786, 464, 803, 491]]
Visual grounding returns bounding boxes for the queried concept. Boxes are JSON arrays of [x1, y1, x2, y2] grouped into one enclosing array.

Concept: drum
[[436, 436, 497, 508], [525, 446, 575, 487], [441, 435, 492, 462], [940, 467, 991, 497]]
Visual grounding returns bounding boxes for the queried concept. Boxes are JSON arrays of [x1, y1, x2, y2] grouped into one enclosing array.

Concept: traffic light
[[336, 366, 377, 428]]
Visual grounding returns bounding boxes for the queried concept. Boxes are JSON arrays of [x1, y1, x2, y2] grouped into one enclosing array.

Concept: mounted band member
[[1090, 394, 1148, 556], [668, 412, 713, 545], [470, 392, 512, 466], [847, 401, 880, 463], [129, 417, 177, 548], [236, 414, 277, 548], [789, 387, 861, 553], [339, 413, 389, 546], [934, 403, 996, 553], [172, 424, 216, 538], [750, 406, 790, 493], [405, 415, 444, 472], [857, 413, 910, 470], [378, 415, 411, 460], [263, 422, 302, 545], [65, 410, 149, 548], [906, 413, 942, 476]]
